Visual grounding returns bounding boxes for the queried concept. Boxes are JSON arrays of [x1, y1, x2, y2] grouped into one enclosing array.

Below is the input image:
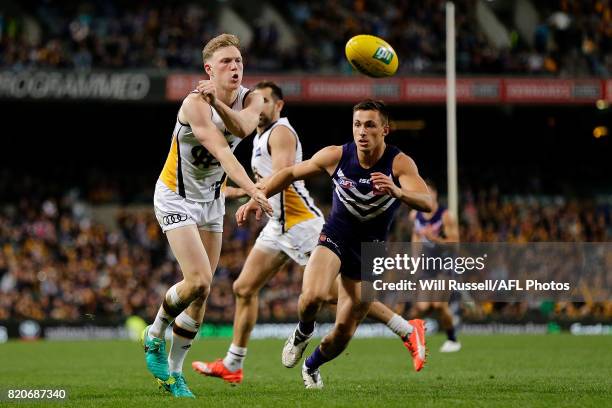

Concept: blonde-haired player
[[193, 85, 430, 385], [142, 33, 271, 398]]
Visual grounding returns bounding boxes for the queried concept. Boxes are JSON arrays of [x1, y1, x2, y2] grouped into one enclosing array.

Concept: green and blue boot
[[169, 372, 195, 398], [141, 325, 170, 390]]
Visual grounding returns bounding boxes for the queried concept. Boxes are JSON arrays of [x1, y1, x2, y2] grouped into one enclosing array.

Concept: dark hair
[[254, 80, 284, 100], [352, 99, 389, 124]]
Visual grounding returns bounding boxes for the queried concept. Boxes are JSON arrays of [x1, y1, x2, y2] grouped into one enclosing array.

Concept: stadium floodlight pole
[[446, 1, 459, 221]]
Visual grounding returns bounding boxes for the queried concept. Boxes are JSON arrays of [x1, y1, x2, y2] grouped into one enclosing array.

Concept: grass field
[[2, 335, 611, 407]]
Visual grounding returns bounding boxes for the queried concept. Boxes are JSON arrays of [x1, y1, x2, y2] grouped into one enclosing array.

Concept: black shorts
[[317, 227, 363, 281]]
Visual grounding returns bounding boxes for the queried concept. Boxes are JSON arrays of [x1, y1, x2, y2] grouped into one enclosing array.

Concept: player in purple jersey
[[410, 180, 462, 352], [236, 100, 433, 388]]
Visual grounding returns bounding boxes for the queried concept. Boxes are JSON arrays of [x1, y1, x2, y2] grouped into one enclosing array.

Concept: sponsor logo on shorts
[[338, 177, 355, 189], [319, 234, 339, 250], [162, 213, 188, 226]]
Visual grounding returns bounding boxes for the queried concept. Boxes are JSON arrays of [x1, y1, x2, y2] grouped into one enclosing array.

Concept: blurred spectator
[[0, 185, 610, 323], [0, 0, 609, 75]]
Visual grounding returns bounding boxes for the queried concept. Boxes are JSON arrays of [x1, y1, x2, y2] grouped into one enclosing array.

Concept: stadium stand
[[1, 0, 610, 75], [1, 187, 610, 322]]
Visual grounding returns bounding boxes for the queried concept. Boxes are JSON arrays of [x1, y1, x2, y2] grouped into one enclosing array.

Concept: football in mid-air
[[345, 34, 399, 78]]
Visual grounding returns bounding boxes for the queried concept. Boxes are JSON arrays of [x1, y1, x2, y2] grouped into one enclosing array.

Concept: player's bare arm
[[236, 145, 342, 225], [223, 126, 297, 200], [197, 80, 264, 138], [370, 152, 432, 212], [269, 125, 298, 173], [261, 145, 341, 198], [181, 95, 272, 215], [223, 186, 247, 199]]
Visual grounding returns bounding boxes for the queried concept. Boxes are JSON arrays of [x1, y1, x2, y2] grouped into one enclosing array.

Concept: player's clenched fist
[[370, 172, 401, 198], [197, 80, 216, 105]]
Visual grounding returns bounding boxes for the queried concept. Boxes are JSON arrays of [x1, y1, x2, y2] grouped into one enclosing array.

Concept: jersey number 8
[[191, 146, 219, 169]]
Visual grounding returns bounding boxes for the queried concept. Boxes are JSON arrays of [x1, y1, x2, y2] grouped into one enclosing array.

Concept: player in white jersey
[[191, 81, 323, 384], [193, 83, 430, 384], [142, 34, 271, 398]]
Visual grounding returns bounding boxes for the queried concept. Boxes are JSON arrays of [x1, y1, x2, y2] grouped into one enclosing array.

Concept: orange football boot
[[192, 359, 243, 384], [403, 319, 427, 372]]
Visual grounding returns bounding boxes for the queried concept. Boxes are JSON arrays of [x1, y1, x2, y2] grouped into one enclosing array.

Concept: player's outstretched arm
[[197, 80, 264, 138], [262, 145, 342, 198], [223, 186, 247, 199], [236, 145, 342, 225], [370, 153, 433, 212], [181, 95, 272, 215]]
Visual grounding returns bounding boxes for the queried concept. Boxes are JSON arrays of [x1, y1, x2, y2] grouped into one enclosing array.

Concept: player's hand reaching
[[197, 80, 216, 105], [370, 172, 401, 198], [251, 189, 272, 216], [236, 198, 267, 226], [236, 186, 272, 225]]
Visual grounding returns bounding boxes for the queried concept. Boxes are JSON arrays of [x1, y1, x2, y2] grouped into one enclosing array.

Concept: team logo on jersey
[[359, 178, 371, 184], [254, 147, 262, 157], [338, 177, 356, 189]]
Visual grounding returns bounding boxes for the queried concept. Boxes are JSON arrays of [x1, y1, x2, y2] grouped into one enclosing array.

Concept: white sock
[[168, 311, 200, 373], [149, 284, 183, 339], [387, 314, 413, 338], [223, 343, 247, 372], [149, 307, 173, 340]]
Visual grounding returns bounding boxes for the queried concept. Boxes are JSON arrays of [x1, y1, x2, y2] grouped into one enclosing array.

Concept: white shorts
[[153, 180, 225, 233], [254, 217, 324, 266]]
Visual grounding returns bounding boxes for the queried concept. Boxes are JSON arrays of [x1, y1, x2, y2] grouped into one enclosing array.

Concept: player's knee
[[184, 277, 211, 301], [324, 292, 338, 305], [300, 290, 327, 309], [233, 279, 257, 299], [325, 297, 338, 306]]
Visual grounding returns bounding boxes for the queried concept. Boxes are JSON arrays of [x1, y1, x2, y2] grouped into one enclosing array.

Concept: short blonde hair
[[202, 33, 240, 62]]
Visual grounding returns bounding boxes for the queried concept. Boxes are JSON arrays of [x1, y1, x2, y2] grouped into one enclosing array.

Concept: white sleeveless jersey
[[251, 117, 322, 232], [159, 86, 250, 202]]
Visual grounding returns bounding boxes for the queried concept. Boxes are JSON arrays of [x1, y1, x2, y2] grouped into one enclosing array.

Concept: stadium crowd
[[1, 187, 610, 324], [0, 0, 610, 75]]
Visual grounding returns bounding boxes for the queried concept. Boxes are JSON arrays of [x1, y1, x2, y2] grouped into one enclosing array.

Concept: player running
[[236, 100, 433, 388], [192, 84, 426, 385], [142, 33, 271, 398], [410, 180, 462, 352]]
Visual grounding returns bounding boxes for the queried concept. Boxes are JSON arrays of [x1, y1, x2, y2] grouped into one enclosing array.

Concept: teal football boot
[[141, 325, 170, 387], [169, 372, 195, 398]]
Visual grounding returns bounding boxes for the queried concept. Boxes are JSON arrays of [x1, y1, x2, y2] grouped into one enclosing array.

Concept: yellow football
[[345, 35, 399, 78]]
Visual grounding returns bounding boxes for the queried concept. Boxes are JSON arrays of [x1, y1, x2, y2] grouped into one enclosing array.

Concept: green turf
[[1, 335, 611, 407]]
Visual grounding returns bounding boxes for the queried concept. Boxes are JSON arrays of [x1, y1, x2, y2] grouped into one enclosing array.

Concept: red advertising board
[[166, 74, 610, 105]]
